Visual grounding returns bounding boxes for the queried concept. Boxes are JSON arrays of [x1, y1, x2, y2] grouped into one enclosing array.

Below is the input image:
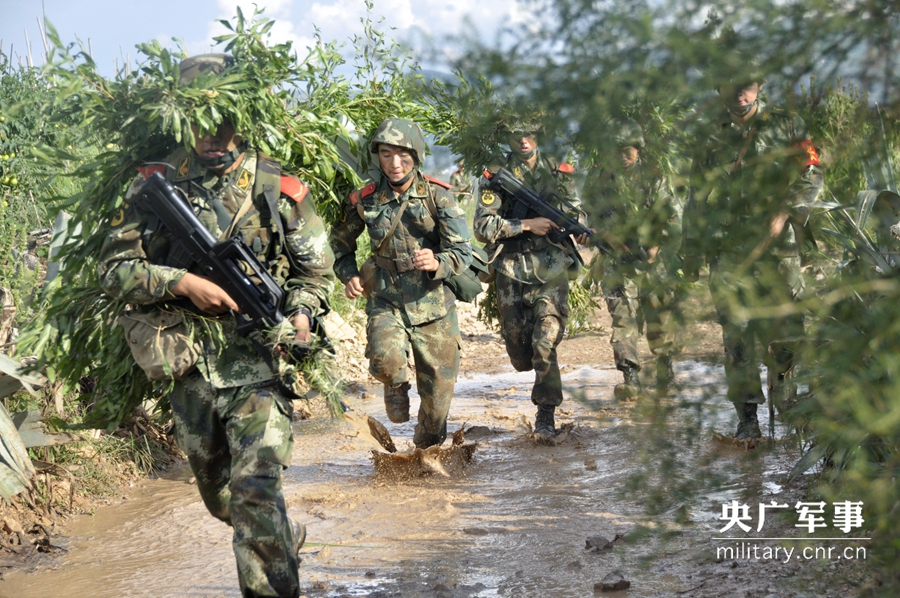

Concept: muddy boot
[[383, 381, 411, 423], [533, 405, 556, 438], [656, 356, 674, 391], [289, 517, 306, 557], [614, 366, 642, 401], [734, 402, 762, 441]]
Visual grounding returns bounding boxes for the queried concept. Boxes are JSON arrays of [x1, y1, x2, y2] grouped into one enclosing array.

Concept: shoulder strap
[[377, 201, 410, 253]]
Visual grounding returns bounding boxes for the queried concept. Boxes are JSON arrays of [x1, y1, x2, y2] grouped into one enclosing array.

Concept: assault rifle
[[137, 172, 328, 362], [483, 167, 593, 246]]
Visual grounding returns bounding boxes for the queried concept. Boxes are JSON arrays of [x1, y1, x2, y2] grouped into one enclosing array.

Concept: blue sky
[[1, 0, 524, 76]]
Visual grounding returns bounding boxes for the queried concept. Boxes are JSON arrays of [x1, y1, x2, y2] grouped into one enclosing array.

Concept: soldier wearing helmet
[[473, 115, 588, 441], [680, 38, 824, 444], [583, 117, 680, 396], [330, 118, 473, 449], [98, 53, 336, 598]]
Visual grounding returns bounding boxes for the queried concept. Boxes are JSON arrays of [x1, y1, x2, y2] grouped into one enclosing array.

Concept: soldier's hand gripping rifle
[[137, 172, 330, 365], [483, 167, 592, 266]]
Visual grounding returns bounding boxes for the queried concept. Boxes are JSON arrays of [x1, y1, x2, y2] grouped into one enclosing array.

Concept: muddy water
[[1, 361, 815, 598]]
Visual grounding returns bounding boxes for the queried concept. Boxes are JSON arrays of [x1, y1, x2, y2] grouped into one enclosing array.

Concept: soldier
[[473, 117, 588, 440], [584, 118, 680, 397], [681, 54, 824, 442], [99, 54, 336, 598], [330, 118, 473, 449], [449, 159, 472, 205]]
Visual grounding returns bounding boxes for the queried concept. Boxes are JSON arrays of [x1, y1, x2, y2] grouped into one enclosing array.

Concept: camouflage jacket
[[330, 171, 473, 326], [583, 157, 681, 262], [682, 102, 824, 261], [98, 147, 337, 387], [474, 150, 584, 283]]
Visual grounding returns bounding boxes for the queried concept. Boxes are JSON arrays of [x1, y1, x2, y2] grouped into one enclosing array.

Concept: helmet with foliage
[[498, 115, 543, 137], [177, 53, 235, 85], [369, 118, 427, 165], [710, 28, 766, 89], [612, 118, 645, 149]]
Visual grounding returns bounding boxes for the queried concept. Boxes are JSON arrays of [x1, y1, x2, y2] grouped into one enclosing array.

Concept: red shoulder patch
[[281, 175, 309, 203], [137, 165, 166, 179], [795, 139, 821, 167], [349, 182, 377, 206], [557, 163, 574, 174], [423, 174, 452, 190]]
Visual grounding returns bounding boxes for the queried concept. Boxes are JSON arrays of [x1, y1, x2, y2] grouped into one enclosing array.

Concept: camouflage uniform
[[682, 100, 823, 437], [330, 119, 473, 448], [584, 153, 680, 388], [99, 143, 336, 598], [449, 163, 472, 205], [474, 148, 584, 420]]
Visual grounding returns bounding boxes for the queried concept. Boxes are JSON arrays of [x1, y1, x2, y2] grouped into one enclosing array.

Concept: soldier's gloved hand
[[681, 256, 701, 283]]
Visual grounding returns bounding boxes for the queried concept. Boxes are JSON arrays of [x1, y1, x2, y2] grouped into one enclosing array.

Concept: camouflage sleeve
[[97, 175, 187, 303], [680, 153, 709, 261], [472, 176, 523, 244], [555, 168, 587, 226], [786, 114, 825, 222], [329, 199, 366, 284], [429, 186, 473, 281], [652, 176, 682, 250], [279, 194, 337, 318]]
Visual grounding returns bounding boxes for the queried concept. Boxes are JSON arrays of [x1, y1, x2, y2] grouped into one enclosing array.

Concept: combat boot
[[656, 355, 674, 391], [614, 366, 642, 401], [734, 402, 762, 441], [289, 517, 306, 557], [534, 405, 556, 438], [383, 381, 411, 423]]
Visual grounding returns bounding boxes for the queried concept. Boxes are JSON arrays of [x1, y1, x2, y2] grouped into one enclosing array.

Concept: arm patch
[[349, 182, 377, 206], [423, 174, 452, 190], [281, 175, 309, 203], [796, 139, 821, 167]]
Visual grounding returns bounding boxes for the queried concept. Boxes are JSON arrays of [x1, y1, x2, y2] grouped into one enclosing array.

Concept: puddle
[[1, 360, 817, 598]]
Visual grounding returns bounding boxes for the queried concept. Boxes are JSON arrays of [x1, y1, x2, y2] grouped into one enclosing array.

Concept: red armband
[[281, 175, 309, 203], [795, 140, 820, 167]]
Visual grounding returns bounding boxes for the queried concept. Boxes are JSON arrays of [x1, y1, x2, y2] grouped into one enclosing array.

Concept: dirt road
[[0, 305, 869, 597]]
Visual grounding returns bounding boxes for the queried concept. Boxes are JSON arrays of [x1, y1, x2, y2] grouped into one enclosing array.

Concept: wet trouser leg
[[365, 308, 460, 447], [708, 262, 765, 405], [603, 263, 641, 370], [497, 273, 568, 407], [170, 371, 299, 598], [639, 265, 676, 359]]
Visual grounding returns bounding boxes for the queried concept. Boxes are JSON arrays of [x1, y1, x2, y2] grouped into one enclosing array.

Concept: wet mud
[[0, 358, 868, 597]]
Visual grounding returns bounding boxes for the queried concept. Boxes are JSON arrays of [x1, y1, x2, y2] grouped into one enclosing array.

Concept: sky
[[0, 0, 525, 76]]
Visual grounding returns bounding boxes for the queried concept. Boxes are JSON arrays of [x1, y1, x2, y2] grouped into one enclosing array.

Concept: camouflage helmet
[[178, 53, 234, 85], [612, 118, 645, 149], [369, 118, 427, 164], [499, 115, 543, 137]]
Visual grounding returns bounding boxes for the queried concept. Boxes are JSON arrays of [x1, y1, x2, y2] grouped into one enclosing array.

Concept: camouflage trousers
[[365, 306, 461, 447], [602, 259, 676, 371], [496, 273, 569, 407], [708, 255, 805, 407], [170, 368, 299, 598]]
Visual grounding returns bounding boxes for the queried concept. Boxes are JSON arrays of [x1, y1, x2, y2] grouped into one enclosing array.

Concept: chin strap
[[513, 148, 536, 161], [387, 165, 417, 190], [728, 99, 759, 118], [193, 143, 247, 171]]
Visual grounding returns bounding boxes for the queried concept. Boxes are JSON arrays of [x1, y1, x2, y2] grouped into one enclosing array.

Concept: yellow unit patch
[[177, 156, 191, 178], [236, 169, 252, 192], [513, 166, 523, 178], [481, 190, 496, 206], [110, 208, 126, 227]]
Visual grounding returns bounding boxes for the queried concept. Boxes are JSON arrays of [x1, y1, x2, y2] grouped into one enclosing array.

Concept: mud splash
[[0, 361, 859, 598]]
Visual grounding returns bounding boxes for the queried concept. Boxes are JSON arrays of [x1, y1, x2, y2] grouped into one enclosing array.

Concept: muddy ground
[[0, 295, 873, 598]]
